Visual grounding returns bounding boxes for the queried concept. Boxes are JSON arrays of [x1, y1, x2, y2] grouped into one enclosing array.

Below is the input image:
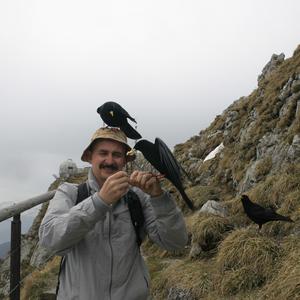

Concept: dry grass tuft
[[261, 246, 300, 299], [142, 237, 187, 259], [216, 229, 281, 295], [151, 259, 216, 300], [191, 213, 233, 255], [21, 256, 61, 300]]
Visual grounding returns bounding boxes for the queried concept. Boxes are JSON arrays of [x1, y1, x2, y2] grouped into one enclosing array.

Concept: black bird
[[97, 101, 142, 140], [134, 138, 194, 210], [241, 194, 293, 230]]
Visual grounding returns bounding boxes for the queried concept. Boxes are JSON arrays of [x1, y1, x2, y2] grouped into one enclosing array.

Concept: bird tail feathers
[[121, 123, 142, 140], [180, 188, 195, 211]]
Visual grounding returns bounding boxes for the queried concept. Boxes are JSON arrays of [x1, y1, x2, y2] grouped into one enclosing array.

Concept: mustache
[[99, 163, 118, 171]]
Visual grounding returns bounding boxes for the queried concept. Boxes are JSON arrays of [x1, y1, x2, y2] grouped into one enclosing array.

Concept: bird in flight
[[134, 138, 194, 210], [97, 101, 142, 140], [241, 194, 293, 230]]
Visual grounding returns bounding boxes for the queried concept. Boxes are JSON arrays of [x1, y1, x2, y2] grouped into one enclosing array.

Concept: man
[[39, 127, 188, 300]]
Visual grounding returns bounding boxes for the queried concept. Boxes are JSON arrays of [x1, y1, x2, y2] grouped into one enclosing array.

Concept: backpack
[[56, 182, 145, 296]]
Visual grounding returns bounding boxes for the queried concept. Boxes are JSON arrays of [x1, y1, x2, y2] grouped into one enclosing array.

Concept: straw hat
[[81, 127, 135, 162]]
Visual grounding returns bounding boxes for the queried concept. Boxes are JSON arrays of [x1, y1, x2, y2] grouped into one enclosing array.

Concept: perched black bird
[[97, 101, 142, 140], [241, 194, 293, 230], [134, 138, 194, 210]]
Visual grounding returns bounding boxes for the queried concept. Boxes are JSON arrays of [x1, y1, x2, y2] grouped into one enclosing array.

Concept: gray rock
[[225, 110, 239, 129], [207, 130, 223, 139], [199, 200, 227, 217], [258, 53, 285, 83], [278, 76, 293, 101], [167, 287, 193, 300], [255, 132, 290, 170], [249, 108, 258, 120], [296, 100, 300, 116], [279, 93, 295, 118], [189, 243, 202, 259], [287, 135, 300, 161], [240, 120, 256, 145], [194, 169, 213, 185], [291, 79, 300, 93], [256, 132, 280, 160], [239, 162, 258, 193]]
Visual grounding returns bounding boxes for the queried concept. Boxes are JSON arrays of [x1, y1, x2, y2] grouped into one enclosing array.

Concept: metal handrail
[[0, 190, 56, 300], [0, 190, 56, 222]]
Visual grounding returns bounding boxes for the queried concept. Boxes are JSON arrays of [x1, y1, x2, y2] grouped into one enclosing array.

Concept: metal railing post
[[0, 189, 56, 299], [10, 214, 21, 300]]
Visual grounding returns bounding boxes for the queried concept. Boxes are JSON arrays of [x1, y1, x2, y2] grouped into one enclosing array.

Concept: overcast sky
[[0, 0, 300, 219]]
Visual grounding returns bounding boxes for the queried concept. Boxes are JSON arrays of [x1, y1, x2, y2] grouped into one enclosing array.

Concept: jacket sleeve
[[39, 183, 110, 255], [133, 188, 188, 251]]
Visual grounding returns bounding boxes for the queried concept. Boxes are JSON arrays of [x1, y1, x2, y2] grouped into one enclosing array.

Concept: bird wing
[[121, 123, 142, 140], [155, 138, 181, 175], [155, 138, 194, 210], [264, 208, 293, 222], [244, 200, 267, 216], [113, 102, 137, 123], [134, 140, 165, 173], [155, 138, 190, 179], [135, 139, 194, 210]]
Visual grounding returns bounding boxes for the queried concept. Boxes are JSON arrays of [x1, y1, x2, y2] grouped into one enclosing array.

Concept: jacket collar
[[87, 168, 100, 193]]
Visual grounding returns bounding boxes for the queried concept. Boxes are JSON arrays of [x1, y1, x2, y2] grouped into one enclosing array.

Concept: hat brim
[[81, 138, 136, 162]]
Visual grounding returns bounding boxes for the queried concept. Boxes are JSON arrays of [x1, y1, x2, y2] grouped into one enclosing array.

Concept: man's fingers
[[130, 171, 162, 187], [106, 172, 129, 187], [140, 173, 153, 187], [130, 171, 145, 184], [110, 171, 128, 179], [118, 185, 130, 196], [145, 177, 157, 190], [156, 174, 165, 180], [130, 170, 139, 180], [116, 182, 130, 191]]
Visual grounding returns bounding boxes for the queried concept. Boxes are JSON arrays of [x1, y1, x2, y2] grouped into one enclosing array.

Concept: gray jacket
[[39, 169, 188, 300]]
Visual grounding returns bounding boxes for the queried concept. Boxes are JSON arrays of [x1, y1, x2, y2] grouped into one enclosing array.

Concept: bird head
[[134, 140, 151, 152], [241, 194, 249, 203]]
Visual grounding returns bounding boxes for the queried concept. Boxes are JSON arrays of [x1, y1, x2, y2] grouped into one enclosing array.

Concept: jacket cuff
[[91, 193, 111, 216]]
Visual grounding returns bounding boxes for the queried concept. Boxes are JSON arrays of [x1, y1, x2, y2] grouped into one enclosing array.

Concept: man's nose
[[105, 154, 114, 164]]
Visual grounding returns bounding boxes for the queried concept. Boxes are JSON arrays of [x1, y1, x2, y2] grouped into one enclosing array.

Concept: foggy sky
[[0, 0, 300, 222]]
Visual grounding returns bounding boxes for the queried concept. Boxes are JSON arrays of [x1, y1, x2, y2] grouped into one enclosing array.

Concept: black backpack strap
[[76, 182, 90, 205], [124, 190, 145, 247], [56, 182, 90, 297], [55, 256, 65, 297]]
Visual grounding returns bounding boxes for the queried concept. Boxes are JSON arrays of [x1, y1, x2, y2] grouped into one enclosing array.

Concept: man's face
[[89, 139, 127, 186]]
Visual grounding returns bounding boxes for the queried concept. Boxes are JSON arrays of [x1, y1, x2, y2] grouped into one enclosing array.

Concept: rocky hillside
[[160, 45, 300, 299], [1, 45, 300, 299]]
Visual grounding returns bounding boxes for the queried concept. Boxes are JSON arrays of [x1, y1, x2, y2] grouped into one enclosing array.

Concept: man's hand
[[129, 171, 163, 197], [98, 171, 130, 205]]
